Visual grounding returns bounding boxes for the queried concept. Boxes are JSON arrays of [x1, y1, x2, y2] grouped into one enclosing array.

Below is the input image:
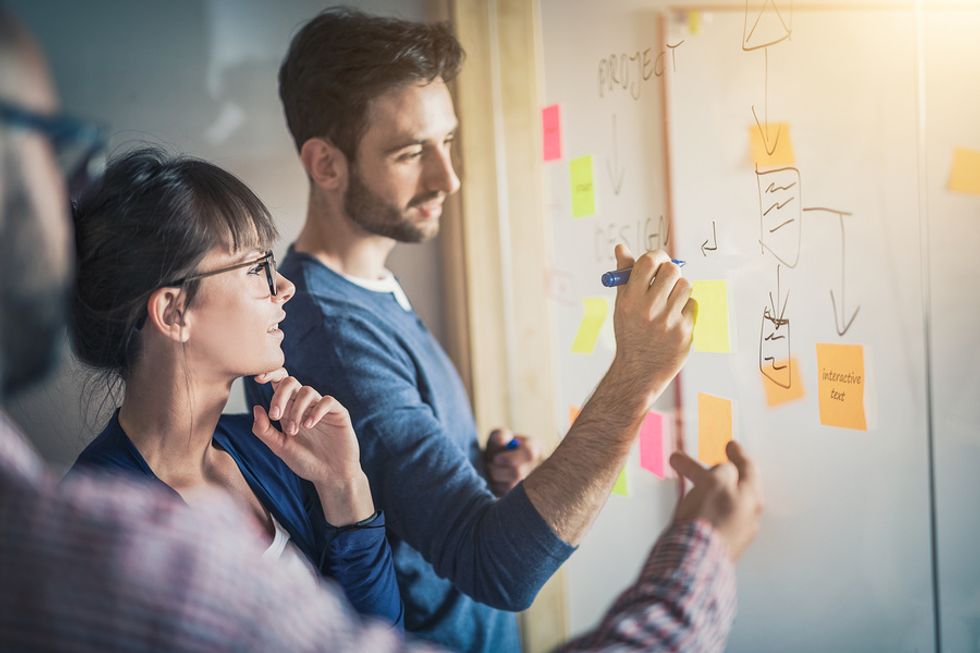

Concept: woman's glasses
[[165, 251, 278, 296], [0, 99, 108, 199]]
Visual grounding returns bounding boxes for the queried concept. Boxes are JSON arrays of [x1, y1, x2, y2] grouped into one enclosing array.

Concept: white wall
[[7, 0, 446, 467]]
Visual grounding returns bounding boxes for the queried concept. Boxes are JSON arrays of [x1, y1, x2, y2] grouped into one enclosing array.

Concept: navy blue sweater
[[69, 410, 403, 626], [245, 248, 575, 653]]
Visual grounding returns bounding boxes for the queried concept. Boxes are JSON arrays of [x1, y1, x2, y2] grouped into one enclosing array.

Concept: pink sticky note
[[542, 104, 562, 161], [639, 411, 666, 479]]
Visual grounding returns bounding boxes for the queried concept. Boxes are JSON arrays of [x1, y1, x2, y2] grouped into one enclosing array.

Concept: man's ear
[[299, 137, 348, 192], [145, 287, 191, 343]]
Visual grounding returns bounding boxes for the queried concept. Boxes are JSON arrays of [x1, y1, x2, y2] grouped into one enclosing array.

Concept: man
[[245, 8, 760, 652], [0, 9, 761, 653]]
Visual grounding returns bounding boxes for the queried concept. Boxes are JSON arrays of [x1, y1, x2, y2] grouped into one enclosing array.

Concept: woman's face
[[182, 246, 295, 382]]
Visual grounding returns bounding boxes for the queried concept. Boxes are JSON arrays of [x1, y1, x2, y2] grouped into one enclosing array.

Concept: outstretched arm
[[524, 246, 696, 545], [556, 441, 764, 653]]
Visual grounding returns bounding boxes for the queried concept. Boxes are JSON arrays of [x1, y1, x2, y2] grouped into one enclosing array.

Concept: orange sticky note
[[749, 122, 795, 168], [816, 343, 867, 430], [698, 393, 733, 466], [948, 147, 980, 196], [612, 466, 629, 496], [761, 357, 805, 407], [569, 405, 581, 427]]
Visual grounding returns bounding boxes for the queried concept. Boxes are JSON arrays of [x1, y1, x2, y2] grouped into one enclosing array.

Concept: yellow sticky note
[[816, 343, 867, 430], [690, 280, 731, 353], [749, 122, 795, 168], [761, 357, 805, 407], [948, 147, 980, 196], [612, 466, 629, 496], [570, 155, 597, 218], [698, 393, 733, 466], [688, 10, 702, 34], [571, 297, 607, 354]]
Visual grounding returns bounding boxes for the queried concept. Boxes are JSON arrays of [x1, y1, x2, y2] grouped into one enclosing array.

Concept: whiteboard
[[922, 8, 980, 652], [537, 3, 975, 651], [666, 7, 932, 652], [540, 0, 682, 641]]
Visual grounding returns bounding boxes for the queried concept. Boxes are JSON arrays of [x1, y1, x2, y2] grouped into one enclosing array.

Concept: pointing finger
[[726, 440, 758, 487], [669, 451, 712, 486]]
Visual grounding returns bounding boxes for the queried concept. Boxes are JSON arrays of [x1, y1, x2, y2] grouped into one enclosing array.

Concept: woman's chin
[[243, 352, 286, 379]]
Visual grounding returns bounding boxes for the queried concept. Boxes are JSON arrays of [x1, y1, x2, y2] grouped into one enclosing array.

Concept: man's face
[[0, 23, 72, 397], [343, 78, 460, 243]]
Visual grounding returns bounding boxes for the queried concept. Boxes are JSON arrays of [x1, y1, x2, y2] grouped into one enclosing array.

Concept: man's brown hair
[[279, 6, 464, 161]]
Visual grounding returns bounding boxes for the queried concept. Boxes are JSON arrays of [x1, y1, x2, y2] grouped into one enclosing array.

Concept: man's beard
[[344, 166, 441, 243]]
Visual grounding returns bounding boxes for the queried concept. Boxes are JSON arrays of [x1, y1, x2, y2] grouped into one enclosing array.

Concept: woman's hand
[[251, 368, 375, 526]]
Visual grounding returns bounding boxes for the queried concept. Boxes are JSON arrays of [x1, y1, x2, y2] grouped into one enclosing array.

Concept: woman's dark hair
[[69, 146, 278, 382], [278, 6, 464, 160]]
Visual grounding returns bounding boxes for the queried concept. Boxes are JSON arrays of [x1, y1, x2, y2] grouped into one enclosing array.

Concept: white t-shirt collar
[[340, 269, 413, 312]]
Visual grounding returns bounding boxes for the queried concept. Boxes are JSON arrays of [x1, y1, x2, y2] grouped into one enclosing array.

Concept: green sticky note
[[570, 155, 597, 218], [571, 297, 608, 354], [690, 280, 731, 353], [612, 466, 629, 496]]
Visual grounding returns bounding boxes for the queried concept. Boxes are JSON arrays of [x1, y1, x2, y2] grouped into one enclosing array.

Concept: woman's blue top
[[69, 410, 403, 627]]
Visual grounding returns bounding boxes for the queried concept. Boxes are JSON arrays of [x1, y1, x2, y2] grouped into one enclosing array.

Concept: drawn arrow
[[605, 114, 625, 195], [701, 220, 718, 256], [751, 49, 781, 156], [803, 206, 860, 336]]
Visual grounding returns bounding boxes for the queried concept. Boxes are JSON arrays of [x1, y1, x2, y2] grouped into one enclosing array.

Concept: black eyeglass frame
[[164, 250, 278, 297], [0, 98, 108, 198]]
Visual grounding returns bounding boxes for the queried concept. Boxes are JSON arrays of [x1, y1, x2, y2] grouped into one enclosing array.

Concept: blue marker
[[504, 438, 520, 450], [601, 259, 686, 288]]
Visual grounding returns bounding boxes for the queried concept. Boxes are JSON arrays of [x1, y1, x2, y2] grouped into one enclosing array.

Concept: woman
[[67, 147, 402, 626]]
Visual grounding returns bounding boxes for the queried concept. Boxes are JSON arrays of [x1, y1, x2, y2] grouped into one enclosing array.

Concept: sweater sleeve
[[319, 511, 405, 628], [271, 313, 575, 611]]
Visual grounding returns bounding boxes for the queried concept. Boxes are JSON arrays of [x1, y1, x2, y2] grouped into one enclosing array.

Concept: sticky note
[[749, 122, 795, 168], [569, 405, 581, 427], [816, 343, 867, 430], [570, 155, 597, 218], [690, 280, 731, 353], [639, 411, 667, 478], [571, 297, 607, 354], [761, 357, 805, 407], [542, 104, 562, 161], [948, 147, 980, 196], [698, 393, 733, 466], [612, 465, 629, 496], [688, 10, 702, 34]]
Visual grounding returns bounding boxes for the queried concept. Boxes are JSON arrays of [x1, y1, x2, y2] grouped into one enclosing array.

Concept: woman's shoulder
[[215, 414, 298, 481], [69, 411, 153, 478]]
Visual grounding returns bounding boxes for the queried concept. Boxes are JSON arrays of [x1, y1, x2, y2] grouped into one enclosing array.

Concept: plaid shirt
[[0, 412, 736, 652]]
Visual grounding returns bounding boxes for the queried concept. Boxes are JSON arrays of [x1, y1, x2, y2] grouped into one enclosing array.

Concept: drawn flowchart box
[[757, 166, 801, 267], [742, 0, 794, 51], [759, 306, 791, 389]]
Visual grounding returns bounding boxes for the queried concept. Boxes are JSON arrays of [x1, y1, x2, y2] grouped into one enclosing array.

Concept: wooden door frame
[[431, 0, 567, 650]]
